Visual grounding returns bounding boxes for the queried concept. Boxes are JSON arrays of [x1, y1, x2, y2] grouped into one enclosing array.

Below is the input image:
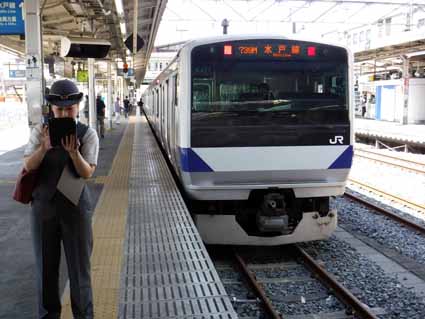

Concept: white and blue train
[[143, 35, 354, 245]]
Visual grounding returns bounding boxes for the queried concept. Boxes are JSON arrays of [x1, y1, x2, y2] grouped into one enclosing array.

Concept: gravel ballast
[[334, 193, 425, 267], [301, 238, 425, 319]]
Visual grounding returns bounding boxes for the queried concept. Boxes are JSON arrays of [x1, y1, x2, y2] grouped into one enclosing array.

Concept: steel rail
[[349, 178, 425, 214], [294, 245, 379, 319], [344, 192, 425, 235], [233, 253, 282, 319], [355, 150, 425, 174], [355, 148, 425, 167]]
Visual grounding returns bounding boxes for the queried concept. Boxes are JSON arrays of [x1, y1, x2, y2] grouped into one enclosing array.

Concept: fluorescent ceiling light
[[120, 22, 126, 35], [114, 0, 124, 15]]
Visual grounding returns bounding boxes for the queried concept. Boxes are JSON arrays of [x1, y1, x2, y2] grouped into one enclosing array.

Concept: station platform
[[0, 118, 126, 318], [355, 118, 425, 148], [0, 115, 237, 318]]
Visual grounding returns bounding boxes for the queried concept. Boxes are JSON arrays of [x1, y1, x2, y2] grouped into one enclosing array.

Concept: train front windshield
[[191, 40, 350, 148]]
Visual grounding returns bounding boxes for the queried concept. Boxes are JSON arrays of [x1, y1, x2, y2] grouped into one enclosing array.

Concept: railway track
[[348, 178, 425, 215], [339, 191, 425, 289], [228, 246, 379, 319], [344, 192, 425, 236], [354, 148, 425, 175]]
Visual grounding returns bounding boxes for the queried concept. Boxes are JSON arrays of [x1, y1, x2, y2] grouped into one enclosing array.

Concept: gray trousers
[[96, 116, 105, 137], [31, 192, 94, 319]]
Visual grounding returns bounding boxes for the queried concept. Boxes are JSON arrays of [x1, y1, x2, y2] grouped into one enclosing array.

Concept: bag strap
[[77, 122, 89, 145]]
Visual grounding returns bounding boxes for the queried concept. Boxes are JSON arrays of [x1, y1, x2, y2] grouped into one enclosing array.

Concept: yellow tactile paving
[[91, 175, 110, 184], [0, 179, 17, 184], [61, 117, 135, 319]]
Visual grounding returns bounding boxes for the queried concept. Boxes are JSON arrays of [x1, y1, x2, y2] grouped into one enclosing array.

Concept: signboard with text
[[0, 1, 24, 35], [77, 70, 88, 82], [9, 69, 25, 78], [117, 68, 134, 76]]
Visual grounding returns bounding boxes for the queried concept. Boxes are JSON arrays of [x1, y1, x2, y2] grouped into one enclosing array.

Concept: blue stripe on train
[[179, 147, 213, 172], [328, 145, 353, 169], [180, 145, 353, 172]]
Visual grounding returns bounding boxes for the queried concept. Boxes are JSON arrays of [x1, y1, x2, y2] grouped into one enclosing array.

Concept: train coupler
[[256, 193, 289, 232]]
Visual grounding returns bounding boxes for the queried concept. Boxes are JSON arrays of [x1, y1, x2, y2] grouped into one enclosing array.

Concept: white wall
[[408, 78, 425, 124], [381, 85, 397, 121], [370, 79, 425, 124]]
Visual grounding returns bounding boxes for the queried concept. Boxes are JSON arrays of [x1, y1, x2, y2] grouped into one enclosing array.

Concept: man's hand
[[41, 125, 52, 153], [61, 134, 95, 179], [61, 134, 80, 159], [24, 126, 52, 171]]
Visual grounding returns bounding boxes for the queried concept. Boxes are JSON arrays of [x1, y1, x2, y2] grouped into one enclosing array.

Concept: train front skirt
[[195, 210, 337, 245]]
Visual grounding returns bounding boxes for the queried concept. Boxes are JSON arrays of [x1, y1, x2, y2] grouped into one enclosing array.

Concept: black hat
[[45, 79, 83, 107]]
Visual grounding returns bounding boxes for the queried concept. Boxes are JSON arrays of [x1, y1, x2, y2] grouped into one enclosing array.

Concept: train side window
[[153, 91, 158, 117], [156, 90, 159, 117], [162, 84, 166, 125], [173, 74, 179, 107]]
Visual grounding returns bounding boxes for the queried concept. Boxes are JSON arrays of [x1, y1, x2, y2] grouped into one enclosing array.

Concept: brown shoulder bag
[[12, 168, 39, 204]]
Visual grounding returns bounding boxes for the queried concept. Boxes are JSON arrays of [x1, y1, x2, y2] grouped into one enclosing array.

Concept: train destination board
[[224, 43, 317, 59]]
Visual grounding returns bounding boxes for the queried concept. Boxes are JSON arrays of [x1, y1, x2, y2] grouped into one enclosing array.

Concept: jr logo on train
[[329, 136, 344, 144]]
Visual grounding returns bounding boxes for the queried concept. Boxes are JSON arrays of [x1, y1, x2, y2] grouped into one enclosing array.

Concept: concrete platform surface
[[0, 120, 127, 319]]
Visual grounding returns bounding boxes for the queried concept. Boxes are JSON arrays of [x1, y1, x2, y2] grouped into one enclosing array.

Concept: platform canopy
[[0, 0, 166, 85]]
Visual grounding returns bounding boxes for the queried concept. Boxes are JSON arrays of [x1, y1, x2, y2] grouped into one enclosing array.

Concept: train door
[[155, 89, 159, 131], [153, 91, 156, 126], [153, 91, 156, 125], [165, 79, 172, 156], [168, 77, 174, 161], [158, 86, 161, 134], [163, 80, 169, 151], [161, 84, 165, 142], [172, 73, 179, 164]]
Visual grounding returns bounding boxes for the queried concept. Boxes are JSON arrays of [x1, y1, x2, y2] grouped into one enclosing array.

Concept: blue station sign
[[117, 68, 134, 76], [0, 1, 24, 35], [9, 69, 25, 78]]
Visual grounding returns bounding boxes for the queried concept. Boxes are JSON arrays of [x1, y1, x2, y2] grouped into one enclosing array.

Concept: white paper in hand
[[57, 164, 85, 206]]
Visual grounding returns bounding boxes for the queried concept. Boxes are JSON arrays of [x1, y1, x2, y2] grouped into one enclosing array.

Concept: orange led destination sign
[[232, 43, 309, 58], [238, 46, 258, 55]]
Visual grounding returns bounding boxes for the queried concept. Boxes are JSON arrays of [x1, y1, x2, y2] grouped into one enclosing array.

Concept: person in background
[[361, 93, 367, 117], [258, 83, 273, 100], [137, 97, 143, 115], [24, 79, 99, 319], [114, 96, 121, 125], [129, 97, 134, 115], [96, 94, 106, 138], [123, 96, 130, 118]]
